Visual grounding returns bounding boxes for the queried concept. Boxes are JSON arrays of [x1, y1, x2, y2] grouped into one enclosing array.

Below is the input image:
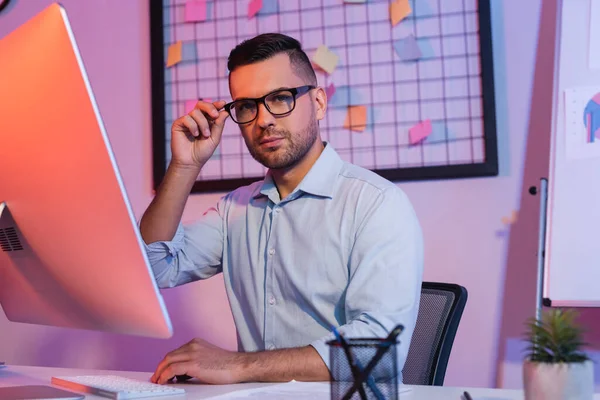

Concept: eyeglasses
[[224, 85, 315, 124]]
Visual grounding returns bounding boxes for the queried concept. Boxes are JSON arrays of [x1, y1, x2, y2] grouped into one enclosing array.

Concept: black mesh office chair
[[402, 282, 468, 386]]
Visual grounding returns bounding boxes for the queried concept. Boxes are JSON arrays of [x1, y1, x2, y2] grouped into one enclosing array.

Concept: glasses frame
[[224, 85, 316, 124]]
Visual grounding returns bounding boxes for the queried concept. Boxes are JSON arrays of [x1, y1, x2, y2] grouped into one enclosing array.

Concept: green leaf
[[523, 308, 590, 363]]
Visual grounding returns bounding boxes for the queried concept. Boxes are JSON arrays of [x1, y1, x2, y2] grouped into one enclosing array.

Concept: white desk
[[0, 364, 595, 400]]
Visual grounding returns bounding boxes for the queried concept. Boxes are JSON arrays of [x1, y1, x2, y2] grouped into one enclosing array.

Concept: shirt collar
[[252, 143, 343, 200]]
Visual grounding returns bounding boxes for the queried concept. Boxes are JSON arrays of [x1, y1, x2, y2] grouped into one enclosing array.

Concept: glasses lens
[[231, 100, 257, 123], [265, 90, 295, 115]]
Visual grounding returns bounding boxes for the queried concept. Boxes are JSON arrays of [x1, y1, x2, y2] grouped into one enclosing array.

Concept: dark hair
[[227, 33, 317, 85]]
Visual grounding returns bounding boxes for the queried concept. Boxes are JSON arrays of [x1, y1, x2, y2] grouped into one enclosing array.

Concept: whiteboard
[[545, 0, 600, 306]]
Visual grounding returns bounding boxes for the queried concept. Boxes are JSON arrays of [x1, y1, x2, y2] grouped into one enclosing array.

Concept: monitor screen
[[0, 3, 173, 339]]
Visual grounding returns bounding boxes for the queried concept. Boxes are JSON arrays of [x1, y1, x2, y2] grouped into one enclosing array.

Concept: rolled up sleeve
[[142, 199, 226, 288], [310, 186, 423, 379]]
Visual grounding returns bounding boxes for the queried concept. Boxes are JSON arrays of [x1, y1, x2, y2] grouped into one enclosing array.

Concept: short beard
[[245, 118, 319, 170]]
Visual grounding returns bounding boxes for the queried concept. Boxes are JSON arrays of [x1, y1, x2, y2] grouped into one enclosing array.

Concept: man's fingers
[[179, 115, 200, 138], [195, 100, 222, 119], [188, 109, 211, 138], [156, 362, 193, 385], [151, 351, 192, 384]]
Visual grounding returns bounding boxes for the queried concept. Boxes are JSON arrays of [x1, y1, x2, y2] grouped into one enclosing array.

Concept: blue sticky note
[[394, 35, 422, 61], [258, 0, 279, 15], [328, 86, 364, 107], [427, 121, 455, 142], [181, 41, 197, 62], [210, 146, 221, 160], [416, 37, 436, 59]]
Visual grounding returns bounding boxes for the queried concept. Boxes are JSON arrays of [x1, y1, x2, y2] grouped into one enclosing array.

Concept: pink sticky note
[[325, 83, 336, 99], [185, 0, 207, 22], [409, 120, 432, 144], [185, 100, 198, 113], [248, 0, 263, 19]]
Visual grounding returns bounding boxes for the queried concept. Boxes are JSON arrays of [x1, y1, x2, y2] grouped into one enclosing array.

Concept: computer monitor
[[0, 3, 173, 339]]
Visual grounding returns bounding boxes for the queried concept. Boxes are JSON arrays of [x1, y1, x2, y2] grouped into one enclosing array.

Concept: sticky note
[[258, 0, 279, 15], [166, 41, 182, 67], [313, 45, 339, 74], [185, 100, 198, 113], [394, 34, 422, 61], [501, 210, 518, 225], [185, 0, 207, 22], [390, 0, 411, 26], [325, 83, 336, 99], [344, 106, 367, 132], [409, 120, 432, 144], [181, 41, 198, 62], [248, 0, 263, 19]]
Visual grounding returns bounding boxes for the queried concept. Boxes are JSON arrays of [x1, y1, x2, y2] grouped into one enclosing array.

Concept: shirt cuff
[[140, 223, 185, 278], [309, 332, 336, 372]]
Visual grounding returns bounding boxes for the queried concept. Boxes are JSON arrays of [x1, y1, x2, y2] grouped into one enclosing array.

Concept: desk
[[0, 364, 597, 399]]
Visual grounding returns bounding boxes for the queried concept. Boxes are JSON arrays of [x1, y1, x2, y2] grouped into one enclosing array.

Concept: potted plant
[[523, 308, 594, 400]]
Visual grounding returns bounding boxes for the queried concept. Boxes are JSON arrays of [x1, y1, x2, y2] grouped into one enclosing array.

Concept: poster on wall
[[564, 86, 600, 160]]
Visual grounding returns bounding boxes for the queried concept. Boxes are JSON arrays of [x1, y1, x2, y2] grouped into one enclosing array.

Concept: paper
[[166, 41, 182, 67], [394, 34, 422, 61], [590, 0, 600, 69], [312, 45, 339, 74], [501, 210, 518, 225], [344, 105, 368, 132], [325, 83, 336, 99], [390, 0, 411, 26], [409, 120, 432, 144], [184, 0, 207, 22], [248, 0, 262, 19], [564, 86, 600, 159], [205, 381, 411, 399], [185, 100, 198, 113], [181, 41, 197, 62], [258, 0, 279, 15]]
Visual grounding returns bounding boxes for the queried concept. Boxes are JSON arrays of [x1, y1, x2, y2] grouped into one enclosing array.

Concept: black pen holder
[[327, 338, 399, 400]]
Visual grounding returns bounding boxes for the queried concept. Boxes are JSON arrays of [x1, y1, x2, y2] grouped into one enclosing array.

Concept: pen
[[463, 390, 473, 400]]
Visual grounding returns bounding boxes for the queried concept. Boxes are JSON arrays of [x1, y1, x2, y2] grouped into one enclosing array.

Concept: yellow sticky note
[[390, 0, 411, 26], [501, 210, 518, 225], [312, 45, 339, 74], [344, 106, 367, 132], [166, 41, 182, 67]]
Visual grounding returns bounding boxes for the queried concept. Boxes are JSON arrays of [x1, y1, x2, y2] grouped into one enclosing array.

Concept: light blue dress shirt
[[144, 144, 423, 377]]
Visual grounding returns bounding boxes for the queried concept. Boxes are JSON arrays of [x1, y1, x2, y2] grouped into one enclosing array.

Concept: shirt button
[[268, 249, 275, 255], [275, 208, 281, 213], [269, 296, 276, 305]]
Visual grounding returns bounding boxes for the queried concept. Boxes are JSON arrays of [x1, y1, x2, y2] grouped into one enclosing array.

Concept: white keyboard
[[51, 375, 185, 399]]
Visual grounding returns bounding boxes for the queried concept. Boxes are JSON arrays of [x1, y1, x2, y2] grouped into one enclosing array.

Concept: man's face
[[228, 53, 326, 170]]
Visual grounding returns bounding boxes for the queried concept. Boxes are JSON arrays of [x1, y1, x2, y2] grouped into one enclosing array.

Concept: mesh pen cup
[[327, 338, 399, 400]]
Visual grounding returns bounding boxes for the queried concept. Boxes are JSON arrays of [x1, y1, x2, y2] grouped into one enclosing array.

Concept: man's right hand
[[171, 99, 229, 169]]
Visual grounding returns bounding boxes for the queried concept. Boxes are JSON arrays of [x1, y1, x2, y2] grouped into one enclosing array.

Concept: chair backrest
[[402, 282, 468, 386]]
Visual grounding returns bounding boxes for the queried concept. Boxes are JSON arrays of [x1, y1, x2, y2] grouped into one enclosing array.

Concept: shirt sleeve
[[309, 186, 424, 380], [142, 198, 226, 288]]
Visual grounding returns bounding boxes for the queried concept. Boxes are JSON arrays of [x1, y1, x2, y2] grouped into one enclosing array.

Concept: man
[[140, 33, 423, 385]]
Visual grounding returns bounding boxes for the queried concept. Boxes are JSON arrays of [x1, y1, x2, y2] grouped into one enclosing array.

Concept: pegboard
[[150, 0, 498, 193]]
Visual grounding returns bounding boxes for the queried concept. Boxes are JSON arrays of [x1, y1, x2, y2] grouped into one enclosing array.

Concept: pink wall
[[0, 0, 595, 389]]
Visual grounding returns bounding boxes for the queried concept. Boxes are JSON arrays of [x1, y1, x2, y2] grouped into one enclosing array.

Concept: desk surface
[[0, 364, 595, 400]]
